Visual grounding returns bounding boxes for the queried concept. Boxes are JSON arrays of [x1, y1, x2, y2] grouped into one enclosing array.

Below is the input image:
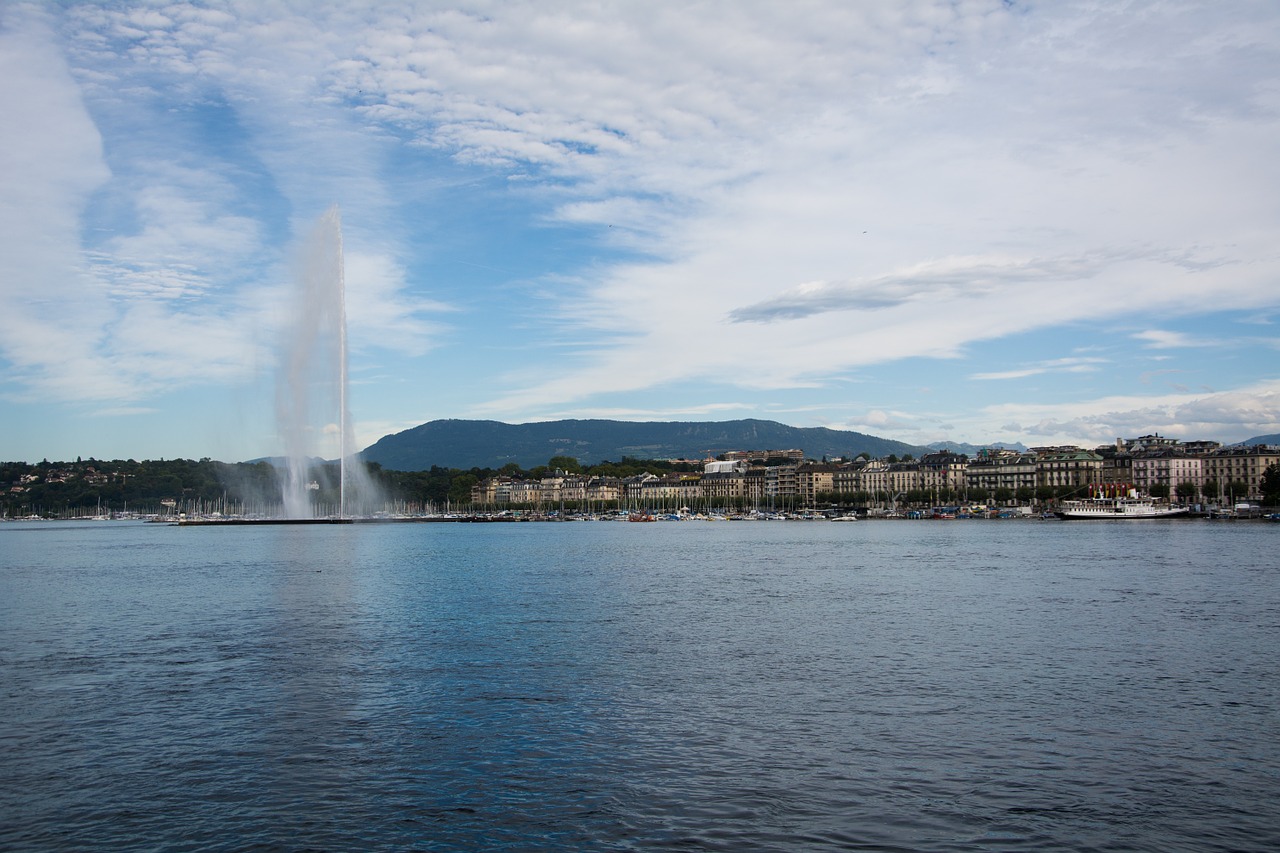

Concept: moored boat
[[1056, 489, 1189, 520]]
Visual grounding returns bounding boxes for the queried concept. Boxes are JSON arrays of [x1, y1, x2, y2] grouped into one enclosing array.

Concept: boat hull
[[1056, 501, 1189, 520]]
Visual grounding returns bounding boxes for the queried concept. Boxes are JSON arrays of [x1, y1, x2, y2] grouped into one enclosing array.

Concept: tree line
[[0, 455, 698, 517], [4, 455, 1277, 518]]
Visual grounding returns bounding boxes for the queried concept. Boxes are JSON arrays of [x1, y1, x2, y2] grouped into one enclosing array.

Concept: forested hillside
[[363, 418, 927, 470]]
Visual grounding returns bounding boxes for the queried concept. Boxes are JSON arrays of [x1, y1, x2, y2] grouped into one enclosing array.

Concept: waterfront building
[[886, 461, 922, 498], [538, 475, 565, 504], [1201, 445, 1280, 502], [964, 448, 1037, 497], [559, 476, 588, 503], [852, 458, 890, 499], [464, 437, 1274, 511], [1131, 449, 1203, 499], [471, 478, 498, 505], [701, 470, 746, 503], [509, 478, 544, 505], [769, 464, 798, 501], [622, 473, 660, 505], [744, 467, 769, 506], [831, 459, 867, 498], [797, 463, 836, 505], [1095, 443, 1134, 486], [584, 476, 624, 504], [919, 450, 968, 497], [640, 473, 701, 508], [1034, 447, 1104, 492]]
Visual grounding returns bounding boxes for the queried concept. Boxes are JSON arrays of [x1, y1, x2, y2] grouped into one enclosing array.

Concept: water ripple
[[2, 520, 1278, 851]]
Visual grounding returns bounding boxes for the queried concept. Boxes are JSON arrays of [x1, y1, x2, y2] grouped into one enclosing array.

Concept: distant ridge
[[1236, 433, 1280, 446], [361, 418, 932, 471], [927, 440, 1028, 456]]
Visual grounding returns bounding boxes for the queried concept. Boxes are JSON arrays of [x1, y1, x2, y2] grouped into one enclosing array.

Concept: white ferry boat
[[1056, 490, 1189, 520]]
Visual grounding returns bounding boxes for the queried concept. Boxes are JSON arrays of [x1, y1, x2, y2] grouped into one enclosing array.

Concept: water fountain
[[275, 205, 379, 519]]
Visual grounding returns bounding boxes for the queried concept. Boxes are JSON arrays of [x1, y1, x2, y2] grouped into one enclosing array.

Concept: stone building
[[1034, 447, 1104, 492]]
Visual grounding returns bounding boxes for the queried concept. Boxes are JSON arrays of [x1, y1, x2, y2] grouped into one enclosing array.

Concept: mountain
[[1236, 433, 1280, 446], [927, 440, 1028, 456], [361, 418, 931, 471]]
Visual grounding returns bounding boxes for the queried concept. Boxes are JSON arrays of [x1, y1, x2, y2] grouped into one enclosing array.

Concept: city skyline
[[2, 1, 1279, 464]]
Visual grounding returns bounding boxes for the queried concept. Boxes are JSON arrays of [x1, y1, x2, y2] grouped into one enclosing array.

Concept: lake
[[1, 519, 1277, 851]]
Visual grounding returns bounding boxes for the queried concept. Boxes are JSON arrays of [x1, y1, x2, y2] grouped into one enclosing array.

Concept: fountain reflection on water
[[275, 206, 381, 518]]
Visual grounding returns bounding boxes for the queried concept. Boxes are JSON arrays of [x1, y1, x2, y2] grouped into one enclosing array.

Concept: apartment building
[[470, 439, 1278, 507], [964, 448, 1037, 495], [1034, 447, 1104, 491], [920, 450, 968, 494], [796, 463, 836, 505], [1201, 445, 1280, 501], [1131, 449, 1204, 496]]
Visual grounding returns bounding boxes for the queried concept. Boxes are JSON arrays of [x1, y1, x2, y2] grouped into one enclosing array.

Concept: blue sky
[[2, 1, 1279, 464]]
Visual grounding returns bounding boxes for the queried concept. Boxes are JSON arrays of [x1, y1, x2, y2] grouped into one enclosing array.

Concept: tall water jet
[[275, 206, 378, 518]]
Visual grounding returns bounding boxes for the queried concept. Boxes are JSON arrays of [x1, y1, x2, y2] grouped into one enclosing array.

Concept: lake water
[[1, 519, 1277, 852]]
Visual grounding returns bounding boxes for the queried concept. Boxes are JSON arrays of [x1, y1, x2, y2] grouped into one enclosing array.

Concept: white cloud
[[0, 5, 114, 400], [1132, 329, 1220, 349], [971, 357, 1109, 381], [343, 248, 453, 356], [4, 1, 1280, 462], [976, 379, 1280, 446], [447, 1, 1280, 416]]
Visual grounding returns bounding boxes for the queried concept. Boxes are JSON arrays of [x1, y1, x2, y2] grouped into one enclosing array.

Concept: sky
[[2, 0, 1279, 465]]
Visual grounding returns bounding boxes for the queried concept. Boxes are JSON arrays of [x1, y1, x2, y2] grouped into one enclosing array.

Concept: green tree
[[1226, 480, 1251, 503], [547, 455, 582, 474], [448, 473, 479, 506], [1175, 481, 1199, 503], [1149, 483, 1171, 499], [1261, 463, 1280, 506], [1201, 478, 1220, 501]]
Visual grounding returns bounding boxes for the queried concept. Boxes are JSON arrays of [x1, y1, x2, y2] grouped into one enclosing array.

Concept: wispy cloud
[[1132, 329, 1222, 349], [729, 253, 1120, 324], [978, 379, 1280, 446], [971, 357, 1109, 381], [3, 1, 1280, 461]]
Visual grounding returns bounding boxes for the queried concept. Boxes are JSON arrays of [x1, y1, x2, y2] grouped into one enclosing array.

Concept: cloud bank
[[1, 1, 1278, 460]]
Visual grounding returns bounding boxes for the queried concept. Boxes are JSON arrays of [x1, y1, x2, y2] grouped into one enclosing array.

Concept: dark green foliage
[[1263, 463, 1280, 505], [1, 457, 280, 516], [546, 455, 582, 474]]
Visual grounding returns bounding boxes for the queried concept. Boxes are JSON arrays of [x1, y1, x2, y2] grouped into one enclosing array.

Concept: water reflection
[[3, 521, 1279, 851]]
